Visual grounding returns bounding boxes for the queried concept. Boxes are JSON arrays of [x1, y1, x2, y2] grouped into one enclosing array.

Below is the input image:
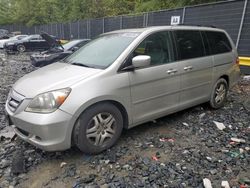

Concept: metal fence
[[1, 0, 249, 56]]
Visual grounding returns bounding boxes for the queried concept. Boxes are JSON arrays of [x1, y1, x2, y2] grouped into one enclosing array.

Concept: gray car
[[5, 26, 240, 154]]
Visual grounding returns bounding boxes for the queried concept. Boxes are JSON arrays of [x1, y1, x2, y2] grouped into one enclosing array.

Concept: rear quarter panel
[[211, 30, 240, 89], [212, 51, 240, 90]]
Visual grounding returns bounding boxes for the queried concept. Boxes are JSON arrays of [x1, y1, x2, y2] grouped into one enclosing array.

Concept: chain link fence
[[1, 0, 249, 56]]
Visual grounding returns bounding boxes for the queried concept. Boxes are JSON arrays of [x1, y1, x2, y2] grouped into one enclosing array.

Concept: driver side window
[[132, 31, 174, 67]]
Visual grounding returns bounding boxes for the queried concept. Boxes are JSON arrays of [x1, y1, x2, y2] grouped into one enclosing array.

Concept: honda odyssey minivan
[[5, 26, 240, 154]]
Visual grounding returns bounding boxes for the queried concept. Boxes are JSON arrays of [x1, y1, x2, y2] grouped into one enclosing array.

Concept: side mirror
[[71, 46, 79, 52], [132, 55, 151, 68]]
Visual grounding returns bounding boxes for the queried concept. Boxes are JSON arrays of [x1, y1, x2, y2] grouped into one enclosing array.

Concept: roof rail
[[176, 24, 217, 28]]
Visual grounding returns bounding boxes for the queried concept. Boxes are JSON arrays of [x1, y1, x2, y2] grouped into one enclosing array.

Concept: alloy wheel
[[214, 84, 226, 104], [17, 45, 25, 52], [86, 113, 116, 146]]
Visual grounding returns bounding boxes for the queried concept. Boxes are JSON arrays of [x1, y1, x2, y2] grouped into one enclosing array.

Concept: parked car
[[0, 35, 28, 49], [4, 33, 60, 53], [6, 26, 240, 154], [0, 29, 9, 39], [30, 39, 90, 67]]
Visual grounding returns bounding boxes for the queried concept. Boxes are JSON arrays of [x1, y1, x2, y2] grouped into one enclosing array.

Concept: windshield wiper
[[71, 62, 93, 68]]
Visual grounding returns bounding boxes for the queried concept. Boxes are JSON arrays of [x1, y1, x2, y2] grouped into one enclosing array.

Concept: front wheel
[[17, 44, 26, 53], [209, 78, 228, 109], [73, 103, 123, 154]]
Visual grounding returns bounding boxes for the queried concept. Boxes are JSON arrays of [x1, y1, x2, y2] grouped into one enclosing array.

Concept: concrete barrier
[[239, 56, 250, 75]]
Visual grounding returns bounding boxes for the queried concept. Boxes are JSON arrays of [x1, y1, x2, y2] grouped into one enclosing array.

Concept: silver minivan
[[6, 26, 240, 154]]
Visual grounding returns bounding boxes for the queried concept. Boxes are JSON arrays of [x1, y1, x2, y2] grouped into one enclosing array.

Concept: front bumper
[[5, 92, 75, 151]]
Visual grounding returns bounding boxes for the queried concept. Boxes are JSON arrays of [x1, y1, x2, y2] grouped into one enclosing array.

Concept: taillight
[[235, 57, 240, 65]]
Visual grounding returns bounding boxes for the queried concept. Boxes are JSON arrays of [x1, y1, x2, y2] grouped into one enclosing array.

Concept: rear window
[[174, 30, 205, 60], [205, 31, 232, 55]]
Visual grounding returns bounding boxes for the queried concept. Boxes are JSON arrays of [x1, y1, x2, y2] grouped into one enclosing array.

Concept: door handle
[[167, 69, 178, 74], [184, 66, 193, 71]]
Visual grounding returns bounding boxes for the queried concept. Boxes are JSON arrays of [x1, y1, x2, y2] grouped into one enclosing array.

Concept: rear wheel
[[73, 103, 123, 154], [209, 78, 228, 109], [17, 45, 26, 53]]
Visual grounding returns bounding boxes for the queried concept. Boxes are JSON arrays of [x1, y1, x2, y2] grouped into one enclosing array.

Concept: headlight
[[25, 88, 71, 113]]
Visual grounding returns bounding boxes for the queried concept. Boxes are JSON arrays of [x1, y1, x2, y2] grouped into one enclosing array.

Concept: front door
[[128, 31, 181, 124], [25, 36, 41, 50]]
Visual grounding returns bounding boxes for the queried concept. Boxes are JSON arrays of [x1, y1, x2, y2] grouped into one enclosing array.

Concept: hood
[[5, 39, 22, 45], [6, 39, 19, 43], [13, 62, 102, 98], [42, 46, 64, 55], [0, 39, 9, 43], [0, 39, 10, 47], [31, 47, 62, 57], [41, 32, 61, 48]]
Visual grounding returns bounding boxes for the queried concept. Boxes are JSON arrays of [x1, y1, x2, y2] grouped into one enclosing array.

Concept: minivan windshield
[[65, 32, 140, 69]]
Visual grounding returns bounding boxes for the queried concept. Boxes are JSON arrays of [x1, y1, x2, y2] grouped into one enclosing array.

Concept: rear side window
[[174, 30, 205, 60], [205, 31, 232, 54]]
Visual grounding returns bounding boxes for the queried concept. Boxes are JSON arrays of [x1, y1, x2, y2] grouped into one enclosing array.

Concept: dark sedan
[[30, 39, 90, 67], [4, 34, 59, 53]]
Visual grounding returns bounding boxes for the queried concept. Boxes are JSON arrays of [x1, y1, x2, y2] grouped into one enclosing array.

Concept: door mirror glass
[[132, 55, 151, 68]]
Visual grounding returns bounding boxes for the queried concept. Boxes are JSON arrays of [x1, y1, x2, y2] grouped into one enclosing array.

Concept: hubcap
[[215, 84, 226, 104], [18, 46, 25, 52], [86, 113, 116, 146]]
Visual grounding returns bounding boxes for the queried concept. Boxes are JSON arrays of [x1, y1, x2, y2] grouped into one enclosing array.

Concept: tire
[[17, 45, 26, 53], [73, 103, 123, 154], [209, 78, 228, 109]]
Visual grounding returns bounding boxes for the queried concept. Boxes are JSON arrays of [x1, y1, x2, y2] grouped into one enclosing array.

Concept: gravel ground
[[0, 52, 249, 188]]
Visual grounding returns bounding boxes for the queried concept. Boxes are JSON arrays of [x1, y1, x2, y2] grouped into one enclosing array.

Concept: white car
[[0, 35, 28, 48]]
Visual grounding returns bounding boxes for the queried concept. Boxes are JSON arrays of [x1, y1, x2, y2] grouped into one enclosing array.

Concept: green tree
[[0, 0, 15, 25], [0, 0, 221, 26]]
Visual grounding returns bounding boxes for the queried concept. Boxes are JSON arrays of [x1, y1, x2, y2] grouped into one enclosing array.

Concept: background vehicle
[[5, 26, 240, 154], [30, 39, 90, 67], [4, 33, 60, 53], [0, 29, 9, 39], [0, 35, 28, 48]]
